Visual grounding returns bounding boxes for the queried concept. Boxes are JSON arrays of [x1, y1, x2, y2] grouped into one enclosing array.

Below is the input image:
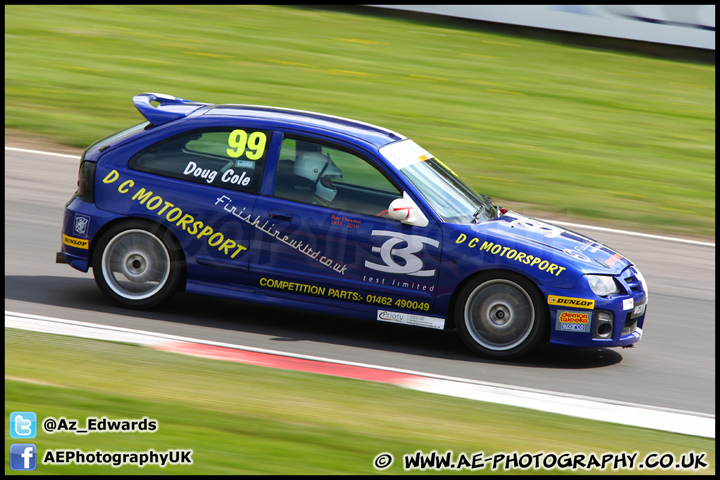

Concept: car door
[[245, 133, 443, 320]]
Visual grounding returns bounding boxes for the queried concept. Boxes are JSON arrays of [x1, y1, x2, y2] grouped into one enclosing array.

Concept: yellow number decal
[[246, 131, 267, 160], [227, 129, 267, 159], [227, 129, 248, 158]]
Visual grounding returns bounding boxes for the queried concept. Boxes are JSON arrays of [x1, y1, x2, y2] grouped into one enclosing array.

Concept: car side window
[[129, 128, 271, 194], [274, 137, 401, 216]]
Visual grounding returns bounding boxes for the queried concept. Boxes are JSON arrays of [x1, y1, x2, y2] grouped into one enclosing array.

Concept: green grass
[[5, 328, 715, 474], [4, 5, 714, 237]]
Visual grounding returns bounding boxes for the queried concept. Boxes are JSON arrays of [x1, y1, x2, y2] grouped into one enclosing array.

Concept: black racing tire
[[92, 220, 184, 309], [454, 271, 546, 360]]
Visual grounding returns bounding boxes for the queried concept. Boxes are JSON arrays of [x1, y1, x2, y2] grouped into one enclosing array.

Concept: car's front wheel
[[454, 272, 546, 359], [92, 221, 184, 309]]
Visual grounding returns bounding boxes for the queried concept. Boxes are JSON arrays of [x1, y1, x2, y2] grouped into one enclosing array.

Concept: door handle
[[268, 210, 293, 221]]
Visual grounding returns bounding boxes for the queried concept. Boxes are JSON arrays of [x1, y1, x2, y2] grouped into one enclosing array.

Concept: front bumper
[[547, 266, 648, 348]]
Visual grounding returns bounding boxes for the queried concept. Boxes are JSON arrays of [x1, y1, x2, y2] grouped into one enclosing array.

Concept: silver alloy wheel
[[463, 279, 535, 351], [101, 229, 171, 301]]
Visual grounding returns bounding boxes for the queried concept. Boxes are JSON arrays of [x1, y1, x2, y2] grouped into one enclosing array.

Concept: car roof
[[133, 93, 405, 149], [206, 105, 405, 148]]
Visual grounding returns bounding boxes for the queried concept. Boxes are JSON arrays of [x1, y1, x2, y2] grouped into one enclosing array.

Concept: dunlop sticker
[[547, 295, 595, 310], [63, 234, 89, 249]]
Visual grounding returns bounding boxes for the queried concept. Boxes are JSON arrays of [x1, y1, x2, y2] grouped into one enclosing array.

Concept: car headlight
[[586, 275, 620, 297]]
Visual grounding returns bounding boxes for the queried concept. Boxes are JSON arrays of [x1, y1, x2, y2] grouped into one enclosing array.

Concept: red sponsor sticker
[[606, 253, 623, 267], [558, 311, 590, 324]]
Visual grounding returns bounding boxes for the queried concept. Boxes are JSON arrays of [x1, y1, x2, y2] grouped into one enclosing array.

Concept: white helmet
[[293, 152, 343, 202]]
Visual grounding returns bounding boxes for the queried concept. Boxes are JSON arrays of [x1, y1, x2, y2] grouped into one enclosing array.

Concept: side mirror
[[387, 192, 429, 227]]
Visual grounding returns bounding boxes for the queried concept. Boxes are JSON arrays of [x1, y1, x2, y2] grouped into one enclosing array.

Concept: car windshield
[[380, 139, 497, 224]]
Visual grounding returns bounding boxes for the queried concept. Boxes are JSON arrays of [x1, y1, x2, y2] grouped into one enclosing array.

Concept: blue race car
[[57, 93, 648, 359]]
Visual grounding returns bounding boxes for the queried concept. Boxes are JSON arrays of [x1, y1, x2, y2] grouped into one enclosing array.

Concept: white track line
[[5, 146, 79, 159], [5, 146, 713, 247], [5, 311, 714, 438], [538, 219, 715, 247]]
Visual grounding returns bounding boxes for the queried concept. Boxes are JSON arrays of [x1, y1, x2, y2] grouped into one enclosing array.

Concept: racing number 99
[[227, 129, 266, 160]]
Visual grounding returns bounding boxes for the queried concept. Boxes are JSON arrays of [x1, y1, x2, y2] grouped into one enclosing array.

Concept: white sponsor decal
[[73, 214, 90, 238], [365, 230, 439, 277], [377, 310, 445, 330], [215, 196, 347, 274], [505, 212, 564, 239], [623, 298, 634, 311], [379, 139, 433, 170]]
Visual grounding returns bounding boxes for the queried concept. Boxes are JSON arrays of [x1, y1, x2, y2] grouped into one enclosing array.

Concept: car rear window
[[129, 127, 271, 194]]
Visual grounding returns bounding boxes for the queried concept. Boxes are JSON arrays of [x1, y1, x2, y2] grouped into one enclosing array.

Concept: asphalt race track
[[5, 146, 715, 417]]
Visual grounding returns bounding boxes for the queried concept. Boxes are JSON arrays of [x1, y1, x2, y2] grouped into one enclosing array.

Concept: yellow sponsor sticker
[[63, 234, 89, 249], [547, 295, 595, 310]]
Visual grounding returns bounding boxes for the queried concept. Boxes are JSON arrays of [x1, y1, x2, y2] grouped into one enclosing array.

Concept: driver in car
[[293, 152, 343, 206]]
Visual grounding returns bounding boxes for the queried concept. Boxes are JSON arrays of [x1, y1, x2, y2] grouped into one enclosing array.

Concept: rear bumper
[[58, 195, 123, 273]]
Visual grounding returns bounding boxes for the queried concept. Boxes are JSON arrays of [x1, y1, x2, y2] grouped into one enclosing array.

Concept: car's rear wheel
[[454, 272, 546, 359], [92, 221, 183, 308]]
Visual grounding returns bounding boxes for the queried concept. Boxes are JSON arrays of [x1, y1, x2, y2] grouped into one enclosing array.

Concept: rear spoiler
[[132, 93, 211, 126]]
